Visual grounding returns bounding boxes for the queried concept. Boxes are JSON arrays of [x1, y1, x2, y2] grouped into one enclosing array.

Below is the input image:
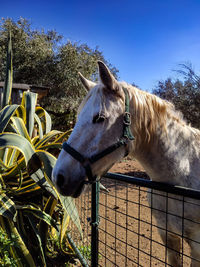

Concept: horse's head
[[52, 61, 134, 197]]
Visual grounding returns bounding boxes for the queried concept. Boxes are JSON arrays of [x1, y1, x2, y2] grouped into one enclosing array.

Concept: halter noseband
[[62, 87, 134, 183]]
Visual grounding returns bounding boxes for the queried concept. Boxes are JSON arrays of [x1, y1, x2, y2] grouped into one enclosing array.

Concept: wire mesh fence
[[67, 186, 92, 266], [68, 173, 200, 267]]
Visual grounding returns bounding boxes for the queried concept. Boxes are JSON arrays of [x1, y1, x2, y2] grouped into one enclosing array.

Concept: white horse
[[52, 61, 200, 266]]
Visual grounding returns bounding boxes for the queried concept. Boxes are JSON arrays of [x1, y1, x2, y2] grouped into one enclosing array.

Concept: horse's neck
[[133, 115, 200, 186]]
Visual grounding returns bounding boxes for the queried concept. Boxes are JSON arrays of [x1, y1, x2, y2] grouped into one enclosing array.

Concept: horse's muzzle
[[53, 171, 86, 198]]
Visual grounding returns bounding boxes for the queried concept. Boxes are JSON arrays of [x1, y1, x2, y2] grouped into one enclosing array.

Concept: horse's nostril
[[57, 173, 65, 188]]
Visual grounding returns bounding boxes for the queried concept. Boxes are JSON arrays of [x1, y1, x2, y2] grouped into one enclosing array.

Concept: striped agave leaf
[[0, 133, 36, 165], [34, 112, 43, 139], [0, 105, 19, 132], [0, 191, 17, 221], [21, 91, 37, 137], [35, 106, 52, 134], [37, 150, 82, 234], [2, 31, 12, 109], [11, 116, 32, 142]]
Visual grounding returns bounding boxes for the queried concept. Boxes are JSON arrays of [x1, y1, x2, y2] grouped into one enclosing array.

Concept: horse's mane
[[121, 82, 191, 144]]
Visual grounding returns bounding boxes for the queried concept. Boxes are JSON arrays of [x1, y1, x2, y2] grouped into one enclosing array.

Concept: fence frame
[[91, 180, 100, 267], [89, 172, 200, 267]]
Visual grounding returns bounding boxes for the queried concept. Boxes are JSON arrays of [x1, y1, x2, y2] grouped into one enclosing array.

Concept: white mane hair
[[121, 82, 200, 146]]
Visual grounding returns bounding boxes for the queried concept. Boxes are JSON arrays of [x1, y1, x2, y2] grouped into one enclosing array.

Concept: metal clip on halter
[[123, 112, 131, 126]]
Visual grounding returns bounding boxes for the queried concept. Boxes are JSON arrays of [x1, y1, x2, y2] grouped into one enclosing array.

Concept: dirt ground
[[110, 157, 146, 176], [70, 158, 192, 267], [98, 158, 166, 267]]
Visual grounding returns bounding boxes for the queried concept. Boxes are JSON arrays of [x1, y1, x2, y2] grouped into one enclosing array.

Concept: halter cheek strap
[[62, 142, 94, 181], [62, 87, 134, 182]]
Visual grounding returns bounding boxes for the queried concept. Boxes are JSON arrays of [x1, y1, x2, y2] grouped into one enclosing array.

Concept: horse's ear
[[78, 72, 96, 91], [98, 61, 118, 91]]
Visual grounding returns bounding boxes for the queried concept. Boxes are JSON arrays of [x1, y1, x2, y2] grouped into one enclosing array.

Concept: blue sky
[[1, 0, 200, 91]]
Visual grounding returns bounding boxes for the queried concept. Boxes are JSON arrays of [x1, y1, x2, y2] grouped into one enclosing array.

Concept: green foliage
[[78, 245, 91, 261], [0, 31, 82, 266], [0, 17, 119, 130], [0, 227, 19, 266], [0, 18, 60, 86], [153, 63, 200, 128]]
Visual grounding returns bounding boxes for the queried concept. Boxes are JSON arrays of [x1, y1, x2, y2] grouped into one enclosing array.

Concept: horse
[[52, 61, 200, 266]]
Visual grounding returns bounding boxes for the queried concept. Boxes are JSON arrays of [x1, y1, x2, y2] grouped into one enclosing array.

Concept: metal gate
[[68, 172, 200, 266]]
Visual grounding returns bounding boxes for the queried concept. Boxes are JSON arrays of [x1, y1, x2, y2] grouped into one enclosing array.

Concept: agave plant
[[0, 31, 82, 266]]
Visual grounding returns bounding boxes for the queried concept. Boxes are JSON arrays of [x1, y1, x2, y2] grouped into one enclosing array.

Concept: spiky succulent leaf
[[37, 151, 83, 234], [0, 192, 17, 221], [2, 31, 12, 108], [22, 92, 37, 137], [35, 106, 52, 134], [0, 133, 35, 165], [0, 105, 19, 132]]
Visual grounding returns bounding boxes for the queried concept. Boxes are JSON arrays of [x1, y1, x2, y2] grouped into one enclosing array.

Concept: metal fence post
[[91, 179, 100, 267]]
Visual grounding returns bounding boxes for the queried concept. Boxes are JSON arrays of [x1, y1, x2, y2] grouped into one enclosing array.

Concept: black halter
[[62, 87, 134, 183]]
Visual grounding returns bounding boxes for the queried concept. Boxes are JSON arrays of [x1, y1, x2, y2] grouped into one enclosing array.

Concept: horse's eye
[[93, 114, 105, 123]]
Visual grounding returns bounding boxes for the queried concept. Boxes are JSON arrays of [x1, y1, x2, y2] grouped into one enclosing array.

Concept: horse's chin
[[72, 181, 85, 198], [56, 180, 85, 198], [58, 163, 115, 198]]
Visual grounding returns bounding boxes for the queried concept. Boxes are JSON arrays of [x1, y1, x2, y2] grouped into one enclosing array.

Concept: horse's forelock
[[77, 84, 105, 116]]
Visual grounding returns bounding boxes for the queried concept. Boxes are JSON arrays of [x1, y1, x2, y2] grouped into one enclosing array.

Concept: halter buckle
[[123, 112, 131, 125]]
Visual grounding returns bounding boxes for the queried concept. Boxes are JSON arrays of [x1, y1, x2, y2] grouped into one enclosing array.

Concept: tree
[[153, 64, 200, 129], [0, 17, 118, 130], [0, 18, 60, 85]]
